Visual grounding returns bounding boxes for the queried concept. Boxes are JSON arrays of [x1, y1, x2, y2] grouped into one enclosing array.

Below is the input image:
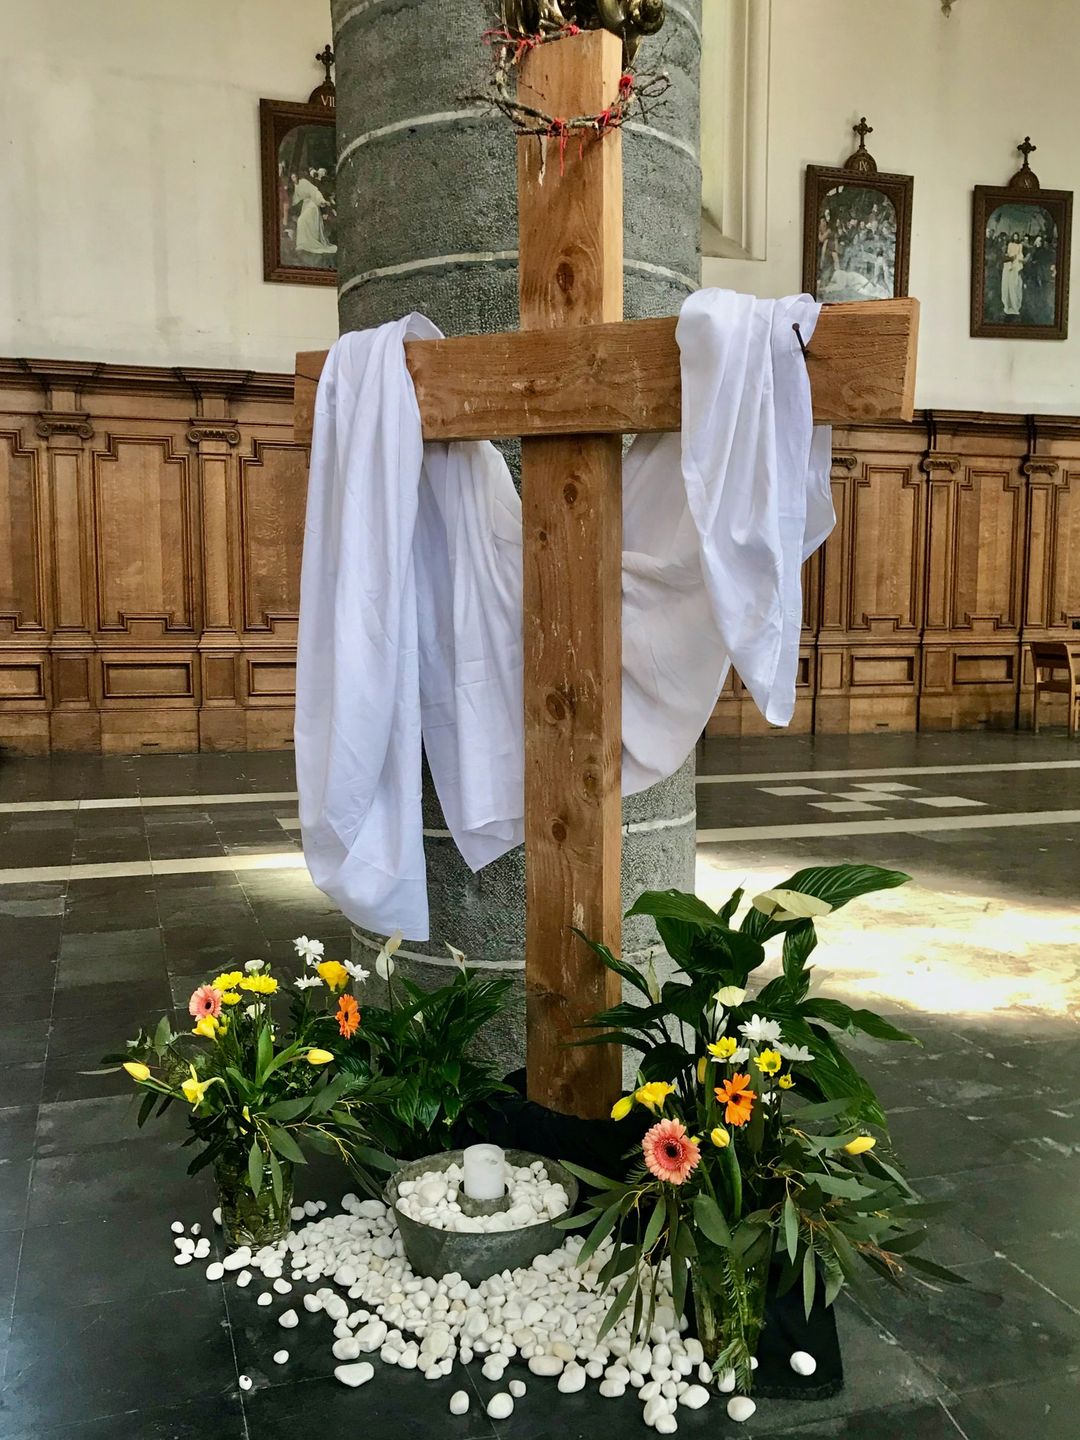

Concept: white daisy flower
[[294, 974, 324, 991], [293, 935, 324, 964], [738, 1015, 783, 1045], [344, 959, 370, 983], [777, 1042, 814, 1063], [244, 959, 264, 973]]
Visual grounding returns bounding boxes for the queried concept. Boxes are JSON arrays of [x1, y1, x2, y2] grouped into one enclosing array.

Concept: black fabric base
[[485, 1071, 844, 1401]]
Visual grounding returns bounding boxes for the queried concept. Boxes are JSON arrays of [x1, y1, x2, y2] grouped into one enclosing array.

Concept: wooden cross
[[294, 30, 919, 1121]]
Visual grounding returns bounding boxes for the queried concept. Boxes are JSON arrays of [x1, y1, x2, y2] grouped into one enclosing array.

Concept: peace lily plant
[[561, 864, 963, 1397]]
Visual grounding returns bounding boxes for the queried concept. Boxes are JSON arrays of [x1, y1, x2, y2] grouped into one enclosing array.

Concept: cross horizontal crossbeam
[[293, 298, 919, 445]]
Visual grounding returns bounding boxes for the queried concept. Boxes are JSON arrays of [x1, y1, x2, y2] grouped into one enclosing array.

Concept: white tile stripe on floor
[[0, 791, 299, 815], [0, 852, 309, 885], [697, 808, 1080, 844], [696, 760, 1080, 786]]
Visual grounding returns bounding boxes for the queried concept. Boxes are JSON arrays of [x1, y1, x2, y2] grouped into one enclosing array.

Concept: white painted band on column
[[622, 121, 700, 164], [624, 257, 699, 291], [418, 810, 695, 843], [334, 0, 396, 35], [666, 0, 703, 43], [352, 931, 667, 973], [338, 109, 492, 172], [339, 250, 519, 300]]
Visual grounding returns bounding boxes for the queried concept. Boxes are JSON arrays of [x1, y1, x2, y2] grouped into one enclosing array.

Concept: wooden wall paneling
[[1018, 434, 1080, 726], [188, 415, 244, 751], [0, 423, 50, 751]]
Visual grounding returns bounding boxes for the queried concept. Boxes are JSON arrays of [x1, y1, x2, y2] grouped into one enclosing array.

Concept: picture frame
[[970, 139, 1072, 340], [259, 65, 337, 287], [803, 119, 914, 305]]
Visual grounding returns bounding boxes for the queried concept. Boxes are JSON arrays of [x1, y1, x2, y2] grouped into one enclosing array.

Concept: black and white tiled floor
[[0, 734, 1078, 1438]]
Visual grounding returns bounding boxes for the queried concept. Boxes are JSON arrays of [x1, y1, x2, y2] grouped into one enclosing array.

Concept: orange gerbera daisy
[[715, 1072, 756, 1127], [336, 993, 360, 1039]]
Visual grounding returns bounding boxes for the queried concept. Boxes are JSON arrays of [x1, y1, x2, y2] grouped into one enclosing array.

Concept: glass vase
[[213, 1149, 294, 1249], [690, 1254, 769, 1386]]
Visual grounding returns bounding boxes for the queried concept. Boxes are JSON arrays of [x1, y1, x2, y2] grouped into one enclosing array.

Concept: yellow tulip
[[610, 1095, 634, 1121], [123, 1061, 150, 1082], [192, 1016, 220, 1039], [181, 1066, 220, 1109], [696, 1056, 707, 1084], [710, 1126, 730, 1148], [316, 961, 350, 992], [844, 1135, 877, 1155], [778, 1073, 795, 1090], [633, 1081, 675, 1112], [306, 1049, 334, 1066], [708, 1037, 738, 1060]]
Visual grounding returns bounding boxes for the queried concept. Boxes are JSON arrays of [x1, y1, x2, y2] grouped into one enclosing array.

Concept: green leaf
[[783, 1193, 799, 1262], [265, 1124, 307, 1164], [268, 1149, 283, 1206], [626, 889, 724, 928], [578, 1199, 626, 1268], [902, 1254, 969, 1286], [248, 1137, 263, 1198], [693, 1192, 732, 1248], [642, 1199, 666, 1254], [255, 1026, 273, 1084], [553, 1207, 605, 1231], [598, 1267, 640, 1340], [598, 1243, 640, 1286], [716, 887, 744, 924], [136, 1090, 156, 1128], [571, 929, 653, 1000], [802, 1244, 817, 1320], [813, 1171, 877, 1200], [639, 1042, 694, 1084], [263, 1097, 313, 1123], [152, 1014, 172, 1053], [561, 1162, 628, 1195], [742, 864, 911, 941], [661, 981, 709, 1029], [782, 922, 818, 987], [789, 1098, 858, 1123], [572, 1030, 651, 1053], [801, 999, 918, 1045]]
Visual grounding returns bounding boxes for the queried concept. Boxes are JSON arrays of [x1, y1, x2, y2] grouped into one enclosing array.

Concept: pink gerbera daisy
[[188, 985, 222, 1020], [642, 1118, 701, 1185]]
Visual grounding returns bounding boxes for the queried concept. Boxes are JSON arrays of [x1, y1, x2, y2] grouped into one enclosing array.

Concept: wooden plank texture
[[294, 297, 920, 443], [518, 30, 624, 1118]]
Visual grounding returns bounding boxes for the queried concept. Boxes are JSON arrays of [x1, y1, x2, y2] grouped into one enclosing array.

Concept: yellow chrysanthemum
[[192, 1016, 220, 1040], [316, 961, 350, 992], [123, 1061, 150, 1082], [634, 1081, 675, 1112], [778, 1073, 795, 1090], [610, 1095, 634, 1121], [844, 1135, 877, 1155], [709, 1126, 730, 1149], [707, 1037, 738, 1060], [211, 971, 243, 992], [756, 1048, 782, 1076], [220, 991, 241, 1005], [239, 974, 278, 995], [306, 1049, 334, 1066], [696, 1056, 707, 1084]]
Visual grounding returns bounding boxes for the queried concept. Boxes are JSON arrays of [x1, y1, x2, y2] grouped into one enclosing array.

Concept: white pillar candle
[[462, 1144, 506, 1201]]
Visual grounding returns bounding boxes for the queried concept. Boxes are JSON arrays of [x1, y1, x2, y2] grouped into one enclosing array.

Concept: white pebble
[[235, 1270, 252, 1288], [644, 1396, 673, 1428], [558, 1364, 587, 1394], [273, 1278, 292, 1295], [291, 1206, 306, 1221], [655, 1416, 678, 1436], [193, 1239, 211, 1260], [333, 1337, 361, 1361], [449, 1390, 470, 1415], [509, 1379, 526, 1398], [257, 1292, 273, 1307], [717, 1369, 736, 1393], [487, 1393, 514, 1421], [212, 1207, 222, 1226], [790, 1350, 817, 1376], [727, 1396, 756, 1423], [278, 1309, 299, 1329], [528, 1354, 563, 1377], [173, 1253, 191, 1267], [679, 1385, 710, 1410], [170, 1221, 185, 1235], [273, 1350, 289, 1365], [205, 1262, 225, 1282], [334, 1361, 374, 1388], [303, 1293, 323, 1313], [598, 1379, 626, 1398], [238, 1374, 253, 1392]]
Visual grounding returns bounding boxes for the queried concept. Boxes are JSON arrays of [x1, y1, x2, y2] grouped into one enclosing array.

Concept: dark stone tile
[[156, 886, 253, 929], [0, 1225, 20, 1313], [26, 1139, 210, 1228], [754, 1399, 962, 1439], [48, 1002, 169, 1065], [0, 1287, 235, 1436], [918, 1160, 1080, 1247], [0, 1023, 49, 1069], [15, 1212, 211, 1315], [884, 1107, 1028, 1179], [1, 1396, 247, 1440], [0, 1109, 36, 1163], [55, 934, 166, 993], [70, 835, 150, 866], [62, 881, 159, 935], [0, 1160, 30, 1233], [947, 1370, 1080, 1440], [1000, 1241, 1080, 1311], [51, 973, 169, 1022], [0, 1067, 42, 1110], [854, 1257, 1080, 1391], [241, 1370, 497, 1440], [35, 1094, 185, 1158], [38, 1059, 128, 1105], [163, 926, 269, 977]]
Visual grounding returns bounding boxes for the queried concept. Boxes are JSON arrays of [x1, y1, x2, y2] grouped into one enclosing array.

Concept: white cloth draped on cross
[[294, 288, 835, 940]]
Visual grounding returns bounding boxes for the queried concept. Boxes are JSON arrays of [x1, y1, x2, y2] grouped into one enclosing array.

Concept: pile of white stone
[[394, 1159, 570, 1232], [171, 1193, 817, 1429]]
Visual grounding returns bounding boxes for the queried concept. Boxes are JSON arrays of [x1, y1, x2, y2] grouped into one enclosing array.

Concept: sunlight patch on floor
[[695, 852, 1080, 1024]]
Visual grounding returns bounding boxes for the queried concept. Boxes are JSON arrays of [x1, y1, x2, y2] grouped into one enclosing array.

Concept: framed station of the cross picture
[[803, 120, 914, 304], [971, 154, 1072, 339], [260, 96, 338, 286]]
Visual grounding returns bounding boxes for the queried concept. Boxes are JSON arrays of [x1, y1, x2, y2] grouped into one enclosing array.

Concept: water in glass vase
[[214, 1151, 294, 1248], [691, 1254, 768, 1391]]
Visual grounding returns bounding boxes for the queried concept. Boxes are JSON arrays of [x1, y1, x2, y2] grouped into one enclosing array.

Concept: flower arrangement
[[562, 864, 963, 1396], [106, 950, 395, 1246]]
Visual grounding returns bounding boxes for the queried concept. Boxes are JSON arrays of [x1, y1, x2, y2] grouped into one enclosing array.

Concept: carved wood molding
[[831, 452, 859, 471], [187, 422, 242, 447], [36, 411, 93, 441], [920, 453, 962, 477]]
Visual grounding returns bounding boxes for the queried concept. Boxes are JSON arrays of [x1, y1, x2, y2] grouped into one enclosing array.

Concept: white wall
[[0, 0, 337, 372], [702, 0, 1080, 413]]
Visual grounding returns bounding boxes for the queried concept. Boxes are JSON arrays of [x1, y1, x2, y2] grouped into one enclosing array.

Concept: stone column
[[332, 0, 702, 1065]]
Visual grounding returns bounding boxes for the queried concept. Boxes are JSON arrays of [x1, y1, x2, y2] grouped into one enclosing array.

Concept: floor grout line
[[0, 852, 309, 886], [938, 1396, 973, 1439], [696, 759, 1080, 785], [698, 807, 1080, 843]]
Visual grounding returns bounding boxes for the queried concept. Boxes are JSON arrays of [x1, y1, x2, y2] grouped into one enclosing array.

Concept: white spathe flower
[[446, 944, 467, 969], [244, 959, 264, 973], [710, 1000, 726, 1034], [344, 959, 370, 983], [243, 1004, 260, 1019], [778, 1042, 814, 1063], [739, 1015, 783, 1045], [751, 888, 833, 923], [714, 986, 747, 1008], [293, 935, 325, 964], [730, 1046, 750, 1065], [294, 974, 324, 991], [375, 930, 403, 980]]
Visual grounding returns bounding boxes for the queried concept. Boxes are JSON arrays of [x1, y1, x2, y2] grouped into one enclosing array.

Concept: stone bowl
[[385, 1148, 579, 1286]]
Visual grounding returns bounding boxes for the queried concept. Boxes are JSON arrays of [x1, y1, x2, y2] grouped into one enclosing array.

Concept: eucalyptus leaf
[[782, 1193, 799, 1261], [248, 1137, 263, 1198]]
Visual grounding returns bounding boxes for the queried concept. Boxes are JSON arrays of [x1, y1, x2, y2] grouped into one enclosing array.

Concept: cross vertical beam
[[518, 31, 625, 1117]]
